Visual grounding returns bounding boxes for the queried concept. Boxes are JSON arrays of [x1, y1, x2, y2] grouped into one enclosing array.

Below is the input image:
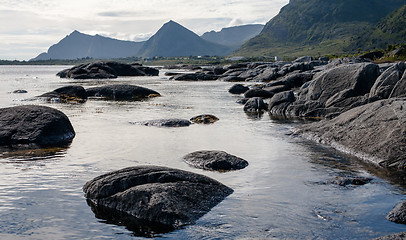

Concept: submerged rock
[[329, 177, 372, 187], [83, 166, 233, 230], [13, 90, 28, 94], [387, 201, 406, 224], [57, 61, 159, 79], [37, 85, 88, 103], [190, 115, 219, 124], [183, 150, 248, 171], [86, 84, 160, 101], [0, 105, 75, 146], [296, 99, 406, 169], [136, 119, 191, 127]]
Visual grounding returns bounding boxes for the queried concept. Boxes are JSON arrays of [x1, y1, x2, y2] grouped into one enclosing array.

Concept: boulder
[[83, 166, 233, 230], [387, 201, 406, 224], [218, 76, 245, 82], [269, 91, 296, 117], [389, 70, 406, 98], [86, 84, 160, 101], [136, 119, 191, 127], [359, 51, 384, 60], [183, 150, 248, 171], [190, 115, 219, 124], [244, 88, 274, 99], [285, 63, 380, 118], [369, 62, 406, 100], [265, 72, 314, 89], [57, 61, 159, 79], [296, 99, 406, 169], [228, 84, 249, 94], [243, 97, 267, 113], [252, 67, 279, 82], [0, 105, 75, 146], [37, 86, 88, 103]]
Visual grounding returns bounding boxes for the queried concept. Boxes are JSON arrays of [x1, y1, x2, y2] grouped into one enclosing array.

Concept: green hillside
[[236, 0, 406, 58], [350, 4, 406, 51]]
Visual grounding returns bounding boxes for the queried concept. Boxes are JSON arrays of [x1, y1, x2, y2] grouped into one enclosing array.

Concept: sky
[[0, 0, 289, 60]]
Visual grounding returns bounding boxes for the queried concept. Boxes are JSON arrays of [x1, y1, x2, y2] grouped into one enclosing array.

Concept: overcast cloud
[[0, 0, 288, 60]]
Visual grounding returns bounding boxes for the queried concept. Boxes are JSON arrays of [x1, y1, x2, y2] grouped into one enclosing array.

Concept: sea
[[0, 65, 405, 239]]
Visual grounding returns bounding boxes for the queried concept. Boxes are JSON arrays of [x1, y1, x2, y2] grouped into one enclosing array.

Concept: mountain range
[[31, 21, 263, 61], [237, 0, 406, 57]]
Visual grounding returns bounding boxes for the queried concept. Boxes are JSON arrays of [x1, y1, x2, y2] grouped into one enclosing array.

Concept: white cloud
[[0, 0, 289, 60]]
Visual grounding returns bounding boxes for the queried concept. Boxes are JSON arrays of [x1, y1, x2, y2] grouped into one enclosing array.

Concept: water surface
[[0, 65, 405, 239]]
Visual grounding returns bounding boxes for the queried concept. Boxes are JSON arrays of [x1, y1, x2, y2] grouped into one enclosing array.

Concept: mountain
[[237, 0, 406, 57], [201, 24, 264, 49], [350, 4, 406, 51], [137, 20, 232, 57], [31, 31, 145, 61]]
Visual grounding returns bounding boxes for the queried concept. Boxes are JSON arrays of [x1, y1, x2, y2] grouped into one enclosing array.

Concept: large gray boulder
[[285, 63, 380, 118], [0, 105, 75, 146], [57, 61, 159, 79], [243, 97, 267, 113], [296, 99, 406, 169], [86, 84, 160, 101], [369, 62, 406, 100], [183, 150, 248, 171], [83, 166, 233, 230], [37, 86, 88, 103]]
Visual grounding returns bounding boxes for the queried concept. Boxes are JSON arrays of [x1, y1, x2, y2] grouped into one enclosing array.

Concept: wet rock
[[183, 150, 248, 171], [86, 84, 160, 101], [190, 115, 219, 124], [243, 97, 267, 113], [57, 61, 159, 79], [296, 99, 406, 169], [0, 105, 75, 146], [83, 166, 233, 230], [136, 119, 191, 127], [374, 232, 406, 240], [228, 84, 249, 94], [13, 90, 27, 94], [329, 177, 372, 186], [38, 85, 88, 103], [387, 201, 406, 224], [286, 63, 380, 119], [269, 91, 295, 110]]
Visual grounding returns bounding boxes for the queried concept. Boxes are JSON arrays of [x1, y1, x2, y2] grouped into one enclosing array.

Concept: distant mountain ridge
[[137, 20, 232, 57], [201, 24, 264, 49], [32, 21, 265, 60], [31, 31, 145, 61], [237, 0, 406, 57]]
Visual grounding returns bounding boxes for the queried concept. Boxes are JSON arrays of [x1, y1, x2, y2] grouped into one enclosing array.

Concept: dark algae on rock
[[82, 166, 233, 235]]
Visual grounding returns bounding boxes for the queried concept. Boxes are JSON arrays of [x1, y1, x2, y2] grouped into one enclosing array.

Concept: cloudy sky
[[0, 0, 288, 60]]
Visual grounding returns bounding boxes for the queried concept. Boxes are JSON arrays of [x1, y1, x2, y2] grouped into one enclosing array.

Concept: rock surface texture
[[296, 99, 406, 169], [0, 105, 75, 146], [83, 166, 233, 230], [387, 201, 406, 224], [190, 115, 219, 124], [183, 150, 249, 171], [57, 61, 159, 79], [86, 84, 160, 101]]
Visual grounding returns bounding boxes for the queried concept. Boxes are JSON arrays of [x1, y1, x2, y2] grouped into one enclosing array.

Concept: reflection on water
[[0, 65, 406, 239]]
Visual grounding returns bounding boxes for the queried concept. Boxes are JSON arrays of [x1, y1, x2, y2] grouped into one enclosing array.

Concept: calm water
[[0, 65, 406, 239]]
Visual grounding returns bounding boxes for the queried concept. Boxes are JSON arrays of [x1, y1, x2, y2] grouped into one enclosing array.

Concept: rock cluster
[[57, 61, 159, 79]]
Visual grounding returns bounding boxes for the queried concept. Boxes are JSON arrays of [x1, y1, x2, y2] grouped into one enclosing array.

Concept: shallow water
[[0, 65, 406, 239]]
